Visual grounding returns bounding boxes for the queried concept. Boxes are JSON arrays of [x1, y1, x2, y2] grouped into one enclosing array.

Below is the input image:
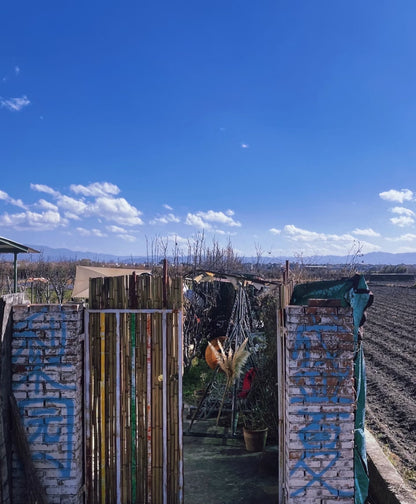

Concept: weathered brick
[[11, 305, 83, 504], [286, 305, 356, 503]]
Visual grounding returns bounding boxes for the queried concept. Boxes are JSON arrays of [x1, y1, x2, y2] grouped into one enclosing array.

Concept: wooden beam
[[9, 394, 48, 504]]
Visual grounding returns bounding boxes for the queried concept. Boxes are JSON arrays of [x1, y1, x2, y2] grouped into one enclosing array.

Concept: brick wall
[[286, 304, 355, 504], [1, 294, 29, 504], [11, 304, 84, 504]]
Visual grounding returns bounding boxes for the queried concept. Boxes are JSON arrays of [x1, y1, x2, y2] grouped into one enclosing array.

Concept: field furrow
[[363, 281, 416, 489]]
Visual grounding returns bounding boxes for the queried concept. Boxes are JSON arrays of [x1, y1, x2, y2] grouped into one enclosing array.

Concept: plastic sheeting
[[290, 274, 373, 504]]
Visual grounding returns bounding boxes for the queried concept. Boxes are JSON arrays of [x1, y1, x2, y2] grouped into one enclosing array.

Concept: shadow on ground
[[184, 417, 279, 504]]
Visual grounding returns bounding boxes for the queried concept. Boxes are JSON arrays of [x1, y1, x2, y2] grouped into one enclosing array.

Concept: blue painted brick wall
[[286, 305, 355, 504], [11, 304, 84, 504]]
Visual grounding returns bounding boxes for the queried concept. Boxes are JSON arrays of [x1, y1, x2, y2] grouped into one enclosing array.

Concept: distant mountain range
[[30, 244, 147, 264], [26, 245, 416, 266]]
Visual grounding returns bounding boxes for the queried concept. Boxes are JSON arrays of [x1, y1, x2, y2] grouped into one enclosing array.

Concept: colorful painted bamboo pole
[[116, 313, 121, 504], [162, 312, 168, 504]]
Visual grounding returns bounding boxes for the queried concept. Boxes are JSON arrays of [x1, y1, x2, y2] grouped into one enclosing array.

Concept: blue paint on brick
[[290, 318, 354, 498], [13, 309, 77, 479]]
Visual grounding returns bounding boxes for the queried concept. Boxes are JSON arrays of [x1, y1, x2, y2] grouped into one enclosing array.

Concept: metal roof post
[[13, 252, 18, 293], [0, 236, 40, 293]]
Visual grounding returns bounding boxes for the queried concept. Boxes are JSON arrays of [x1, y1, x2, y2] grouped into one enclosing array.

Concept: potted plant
[[239, 292, 279, 452], [239, 370, 269, 451]]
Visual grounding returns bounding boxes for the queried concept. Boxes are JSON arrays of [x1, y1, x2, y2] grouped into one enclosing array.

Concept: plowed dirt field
[[364, 280, 416, 490]]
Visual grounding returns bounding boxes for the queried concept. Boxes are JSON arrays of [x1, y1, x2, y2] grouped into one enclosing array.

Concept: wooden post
[[9, 394, 48, 504], [100, 312, 106, 504], [146, 314, 152, 504], [84, 310, 91, 502], [130, 313, 137, 501], [163, 259, 168, 309]]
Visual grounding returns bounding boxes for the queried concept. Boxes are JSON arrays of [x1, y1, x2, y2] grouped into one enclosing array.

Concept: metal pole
[[13, 252, 17, 293]]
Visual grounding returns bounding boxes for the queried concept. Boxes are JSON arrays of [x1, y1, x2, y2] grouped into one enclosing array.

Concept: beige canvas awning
[[72, 265, 151, 299]]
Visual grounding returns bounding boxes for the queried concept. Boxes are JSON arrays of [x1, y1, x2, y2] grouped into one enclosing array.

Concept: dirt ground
[[364, 280, 416, 491], [183, 417, 279, 504]]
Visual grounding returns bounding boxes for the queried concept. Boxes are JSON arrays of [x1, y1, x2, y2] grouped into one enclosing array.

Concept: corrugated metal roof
[[0, 236, 40, 254]]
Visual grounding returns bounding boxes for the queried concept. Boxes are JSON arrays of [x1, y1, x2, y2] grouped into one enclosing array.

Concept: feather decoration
[[208, 337, 250, 423]]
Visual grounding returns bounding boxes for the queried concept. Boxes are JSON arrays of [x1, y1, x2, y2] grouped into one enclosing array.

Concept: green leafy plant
[[239, 371, 270, 431], [239, 292, 279, 439]]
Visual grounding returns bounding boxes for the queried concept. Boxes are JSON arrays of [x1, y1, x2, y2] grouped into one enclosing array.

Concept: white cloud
[[241, 143, 249, 149], [0, 189, 26, 209], [282, 224, 382, 254], [31, 182, 144, 227], [57, 195, 89, 216], [386, 233, 416, 242], [379, 189, 413, 203], [107, 225, 128, 233], [30, 183, 60, 197], [117, 234, 136, 242], [186, 210, 241, 229], [70, 182, 120, 197], [150, 213, 180, 225], [390, 216, 415, 227], [391, 206, 415, 216], [163, 204, 173, 211], [284, 224, 354, 242], [63, 212, 82, 220], [352, 228, 381, 237], [14, 66, 20, 76], [269, 228, 281, 235], [0, 95, 30, 112], [37, 199, 58, 211], [0, 210, 66, 231], [168, 234, 189, 246], [76, 227, 107, 238], [90, 196, 143, 226], [185, 213, 210, 229]]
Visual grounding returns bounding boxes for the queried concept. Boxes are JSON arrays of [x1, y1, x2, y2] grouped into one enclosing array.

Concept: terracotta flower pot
[[243, 427, 268, 452]]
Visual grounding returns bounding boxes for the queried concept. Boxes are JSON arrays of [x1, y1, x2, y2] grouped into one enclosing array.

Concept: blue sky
[[1, 1, 416, 259]]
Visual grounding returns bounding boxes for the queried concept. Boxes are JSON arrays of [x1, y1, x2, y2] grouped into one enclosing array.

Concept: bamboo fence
[[277, 260, 294, 504], [85, 271, 183, 504]]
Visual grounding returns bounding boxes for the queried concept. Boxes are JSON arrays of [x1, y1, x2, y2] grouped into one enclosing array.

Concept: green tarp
[[291, 274, 373, 504]]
